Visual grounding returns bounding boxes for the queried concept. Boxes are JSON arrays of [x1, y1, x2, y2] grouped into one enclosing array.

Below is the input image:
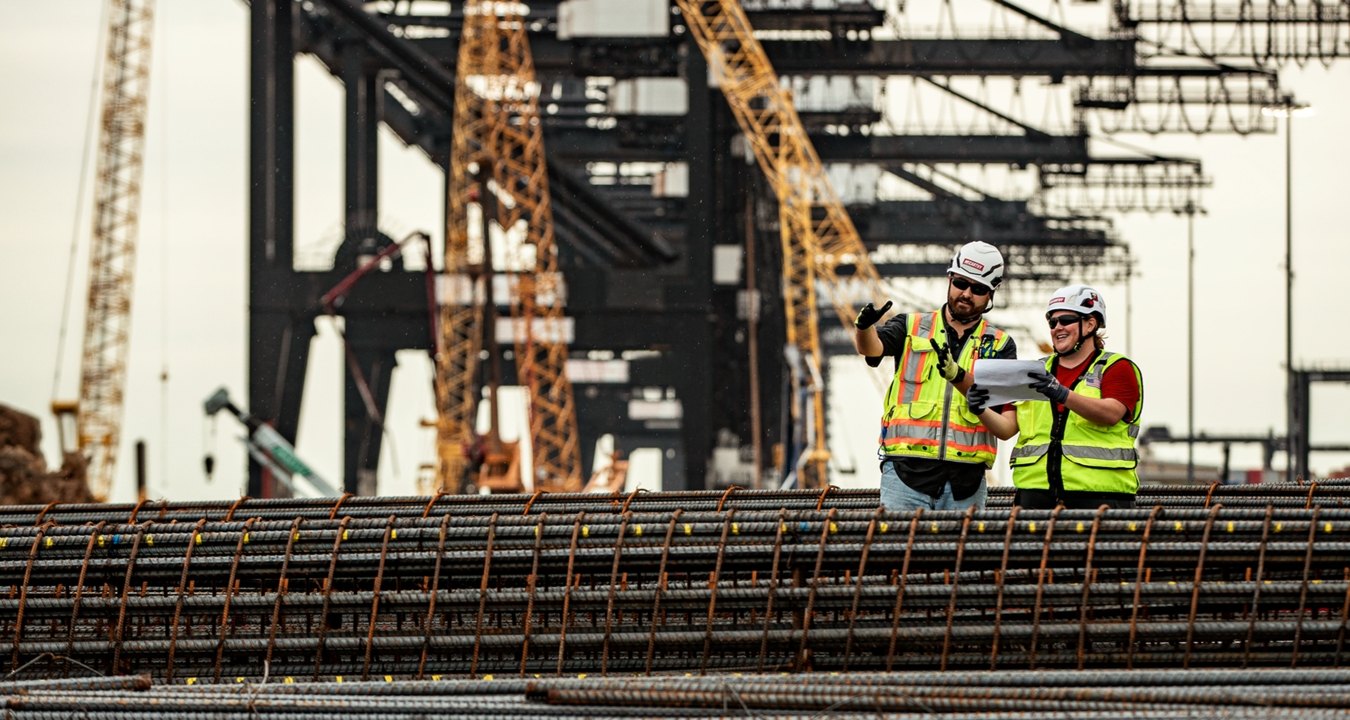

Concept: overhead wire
[[52, 0, 113, 410]]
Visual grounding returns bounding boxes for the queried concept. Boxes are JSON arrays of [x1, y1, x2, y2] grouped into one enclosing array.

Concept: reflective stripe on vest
[[879, 312, 1009, 467], [1011, 352, 1143, 494]]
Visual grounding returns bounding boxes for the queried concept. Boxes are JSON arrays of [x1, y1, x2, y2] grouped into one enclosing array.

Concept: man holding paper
[[853, 241, 1016, 511], [966, 285, 1144, 509]]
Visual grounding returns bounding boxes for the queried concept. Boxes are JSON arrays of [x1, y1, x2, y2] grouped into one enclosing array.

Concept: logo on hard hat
[[962, 258, 986, 272], [1050, 296, 1065, 305]]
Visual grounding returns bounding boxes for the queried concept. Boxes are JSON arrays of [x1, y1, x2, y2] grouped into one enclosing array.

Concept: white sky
[[1, 2, 1347, 502]]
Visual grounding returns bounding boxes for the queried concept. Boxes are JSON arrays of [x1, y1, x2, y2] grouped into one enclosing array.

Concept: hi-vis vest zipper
[[879, 312, 1009, 467], [1010, 352, 1144, 494]]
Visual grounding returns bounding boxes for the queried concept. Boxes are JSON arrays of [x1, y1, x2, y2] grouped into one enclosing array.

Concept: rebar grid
[[2, 499, 1350, 681]]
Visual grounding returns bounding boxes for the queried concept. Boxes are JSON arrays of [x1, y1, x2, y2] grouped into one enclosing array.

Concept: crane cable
[[53, 0, 113, 409]]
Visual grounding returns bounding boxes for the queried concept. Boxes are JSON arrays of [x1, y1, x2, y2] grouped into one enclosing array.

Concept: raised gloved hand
[[1028, 370, 1070, 404], [966, 383, 991, 415], [854, 300, 893, 330], [932, 339, 966, 384]]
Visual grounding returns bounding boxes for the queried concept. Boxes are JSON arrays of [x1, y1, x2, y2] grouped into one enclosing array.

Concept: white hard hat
[[1047, 284, 1107, 327], [947, 241, 1005, 289]]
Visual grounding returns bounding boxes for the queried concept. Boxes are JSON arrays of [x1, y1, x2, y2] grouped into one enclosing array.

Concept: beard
[[947, 297, 984, 323]]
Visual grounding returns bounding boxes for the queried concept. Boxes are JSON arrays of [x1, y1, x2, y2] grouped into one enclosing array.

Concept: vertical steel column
[[343, 44, 380, 235], [343, 342, 396, 495], [248, 0, 310, 497], [341, 43, 385, 495], [673, 47, 718, 491]]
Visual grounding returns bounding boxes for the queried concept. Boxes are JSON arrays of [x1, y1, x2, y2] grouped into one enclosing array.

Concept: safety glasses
[[950, 276, 992, 297], [1047, 314, 1083, 329]]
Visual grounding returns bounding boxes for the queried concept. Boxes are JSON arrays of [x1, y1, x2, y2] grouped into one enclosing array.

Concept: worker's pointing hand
[[966, 384, 991, 415], [932, 339, 966, 384], [1028, 370, 1070, 404], [853, 300, 892, 330]]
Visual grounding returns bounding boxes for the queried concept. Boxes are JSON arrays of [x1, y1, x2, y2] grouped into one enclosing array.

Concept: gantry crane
[[674, 0, 894, 488], [433, 0, 583, 493], [51, 0, 156, 501]]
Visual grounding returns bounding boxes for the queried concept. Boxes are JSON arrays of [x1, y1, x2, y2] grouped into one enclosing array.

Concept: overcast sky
[[2, 3, 1347, 502]]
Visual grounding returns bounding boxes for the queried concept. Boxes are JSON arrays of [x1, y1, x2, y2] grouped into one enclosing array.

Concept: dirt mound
[[0, 404, 94, 505]]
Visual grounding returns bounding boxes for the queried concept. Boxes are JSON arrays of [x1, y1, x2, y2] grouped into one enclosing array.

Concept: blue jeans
[[880, 461, 988, 512]]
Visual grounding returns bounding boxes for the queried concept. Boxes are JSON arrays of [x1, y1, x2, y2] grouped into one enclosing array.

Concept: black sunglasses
[[950, 276, 992, 297], [1047, 314, 1083, 329]]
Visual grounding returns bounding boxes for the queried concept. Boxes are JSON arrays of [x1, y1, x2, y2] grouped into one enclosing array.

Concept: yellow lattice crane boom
[[434, 0, 583, 493], [52, 0, 156, 501], [674, 0, 892, 488]]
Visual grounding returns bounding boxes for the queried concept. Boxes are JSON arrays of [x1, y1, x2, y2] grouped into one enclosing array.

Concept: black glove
[[854, 300, 892, 330], [1028, 370, 1070, 404], [966, 383, 991, 415], [932, 339, 966, 384]]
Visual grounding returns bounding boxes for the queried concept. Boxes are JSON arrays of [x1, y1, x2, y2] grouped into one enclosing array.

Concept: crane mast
[[674, 0, 893, 488], [53, 0, 156, 501], [434, 0, 583, 493]]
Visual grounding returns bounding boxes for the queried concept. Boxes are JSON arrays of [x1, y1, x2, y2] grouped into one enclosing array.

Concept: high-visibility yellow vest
[[879, 312, 1010, 467], [1009, 352, 1144, 494]]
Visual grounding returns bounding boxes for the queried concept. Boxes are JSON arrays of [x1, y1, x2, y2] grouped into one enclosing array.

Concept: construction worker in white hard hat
[[966, 284, 1144, 509], [852, 241, 1016, 511]]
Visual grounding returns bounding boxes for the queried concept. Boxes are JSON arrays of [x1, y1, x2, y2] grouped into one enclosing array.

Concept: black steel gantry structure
[[243, 0, 1313, 495]]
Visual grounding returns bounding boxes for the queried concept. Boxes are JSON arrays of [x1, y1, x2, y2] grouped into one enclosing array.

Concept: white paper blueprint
[[972, 359, 1048, 406]]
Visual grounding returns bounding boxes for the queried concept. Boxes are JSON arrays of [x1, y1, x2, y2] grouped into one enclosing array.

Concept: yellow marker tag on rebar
[[1076, 522, 1085, 533], [1174, 522, 1183, 532], [977, 522, 985, 533], [146, 535, 153, 546], [45, 538, 52, 548], [432, 675, 441, 681], [186, 678, 197, 685], [293, 532, 301, 541], [879, 522, 889, 534], [684, 524, 692, 535], [243, 532, 251, 544], [384, 675, 393, 682], [534, 526, 540, 538], [194, 534, 202, 545], [582, 526, 590, 538], [283, 677, 294, 684], [1029, 522, 1037, 533], [1227, 522, 1234, 533], [335, 676, 343, 683], [236, 677, 245, 683], [343, 530, 350, 541], [1275, 522, 1284, 533], [391, 530, 398, 540], [829, 522, 838, 534], [1128, 522, 1137, 532], [577, 673, 587, 679], [0, 539, 7, 548], [781, 523, 788, 533], [732, 523, 740, 535], [1326, 522, 1334, 533]]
